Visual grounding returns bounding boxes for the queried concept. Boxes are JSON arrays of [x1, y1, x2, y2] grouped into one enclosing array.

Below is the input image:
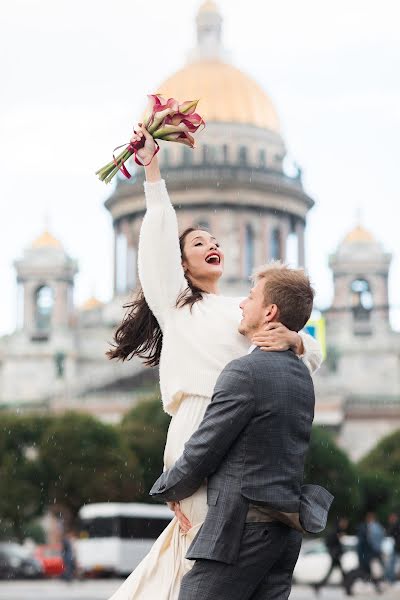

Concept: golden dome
[[31, 230, 62, 249], [344, 225, 375, 244], [81, 296, 103, 311], [158, 60, 280, 132], [199, 0, 218, 13]]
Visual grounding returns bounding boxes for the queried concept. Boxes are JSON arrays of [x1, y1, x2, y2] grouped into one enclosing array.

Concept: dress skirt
[[108, 394, 210, 600]]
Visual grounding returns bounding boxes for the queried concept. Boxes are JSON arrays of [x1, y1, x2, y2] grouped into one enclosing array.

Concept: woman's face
[[182, 230, 224, 282]]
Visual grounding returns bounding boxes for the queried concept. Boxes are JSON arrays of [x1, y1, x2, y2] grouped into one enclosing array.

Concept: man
[[313, 517, 353, 595], [61, 530, 77, 582], [386, 512, 400, 583], [150, 263, 333, 600], [354, 512, 384, 593]]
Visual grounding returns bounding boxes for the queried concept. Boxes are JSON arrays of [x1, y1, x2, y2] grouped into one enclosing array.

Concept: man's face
[[239, 279, 270, 337]]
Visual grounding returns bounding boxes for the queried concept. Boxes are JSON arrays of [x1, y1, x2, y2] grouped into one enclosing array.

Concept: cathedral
[[1, 1, 399, 460]]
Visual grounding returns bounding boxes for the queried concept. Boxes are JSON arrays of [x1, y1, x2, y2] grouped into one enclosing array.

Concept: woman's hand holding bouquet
[[96, 94, 205, 184]]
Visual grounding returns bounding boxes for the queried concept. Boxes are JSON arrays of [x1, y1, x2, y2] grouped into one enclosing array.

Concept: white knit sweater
[[138, 179, 322, 416]]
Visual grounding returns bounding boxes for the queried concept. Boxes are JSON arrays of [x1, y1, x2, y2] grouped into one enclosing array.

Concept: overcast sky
[[1, 0, 399, 335]]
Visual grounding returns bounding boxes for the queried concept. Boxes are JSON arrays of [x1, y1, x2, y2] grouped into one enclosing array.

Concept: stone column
[[264, 218, 270, 263], [23, 280, 37, 333], [280, 217, 290, 262], [296, 220, 306, 267], [53, 279, 68, 328]]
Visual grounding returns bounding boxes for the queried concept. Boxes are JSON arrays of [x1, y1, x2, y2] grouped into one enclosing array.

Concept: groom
[[150, 263, 333, 600]]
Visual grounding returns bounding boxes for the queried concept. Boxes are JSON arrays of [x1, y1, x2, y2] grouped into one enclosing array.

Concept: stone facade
[[313, 227, 400, 460], [1, 1, 399, 459]]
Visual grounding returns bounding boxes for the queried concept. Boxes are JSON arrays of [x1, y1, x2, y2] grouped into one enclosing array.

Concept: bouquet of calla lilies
[[96, 94, 205, 184]]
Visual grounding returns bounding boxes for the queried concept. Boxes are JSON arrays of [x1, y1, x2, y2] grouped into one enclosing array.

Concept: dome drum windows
[[244, 224, 255, 278], [195, 219, 210, 230], [270, 227, 282, 261], [258, 149, 266, 169], [182, 146, 192, 167], [238, 146, 248, 166]]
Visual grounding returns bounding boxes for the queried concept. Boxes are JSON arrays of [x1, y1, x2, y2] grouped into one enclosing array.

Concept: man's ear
[[265, 303, 279, 323]]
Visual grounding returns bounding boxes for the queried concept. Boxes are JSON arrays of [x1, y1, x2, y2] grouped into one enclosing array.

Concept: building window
[[244, 224, 255, 278], [222, 144, 229, 164], [163, 148, 170, 167], [182, 146, 192, 166], [270, 227, 281, 260], [351, 279, 373, 316], [259, 149, 266, 168], [116, 232, 128, 294], [34, 285, 54, 331], [238, 146, 248, 166], [202, 145, 216, 164], [196, 219, 210, 230]]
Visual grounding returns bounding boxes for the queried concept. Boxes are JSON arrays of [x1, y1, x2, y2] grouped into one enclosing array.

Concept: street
[[0, 580, 400, 600]]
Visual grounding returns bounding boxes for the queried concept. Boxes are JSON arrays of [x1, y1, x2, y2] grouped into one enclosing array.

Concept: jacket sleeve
[[150, 360, 255, 502], [137, 179, 188, 329], [298, 331, 323, 374]]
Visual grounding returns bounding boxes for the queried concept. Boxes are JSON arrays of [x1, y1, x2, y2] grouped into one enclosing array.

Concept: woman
[[107, 126, 322, 600]]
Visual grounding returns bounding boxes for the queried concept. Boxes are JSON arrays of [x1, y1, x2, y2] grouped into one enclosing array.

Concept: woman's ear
[[182, 261, 188, 273]]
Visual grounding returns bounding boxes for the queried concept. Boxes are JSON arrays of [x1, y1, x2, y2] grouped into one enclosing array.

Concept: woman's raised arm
[[134, 127, 187, 328]]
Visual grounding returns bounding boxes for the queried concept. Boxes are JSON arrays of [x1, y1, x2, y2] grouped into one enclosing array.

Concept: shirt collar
[[247, 344, 257, 355]]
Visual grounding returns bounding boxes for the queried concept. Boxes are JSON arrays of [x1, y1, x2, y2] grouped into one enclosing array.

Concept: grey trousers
[[178, 522, 302, 600]]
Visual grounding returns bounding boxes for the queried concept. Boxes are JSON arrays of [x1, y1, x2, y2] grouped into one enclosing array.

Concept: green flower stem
[[104, 150, 133, 183], [96, 147, 132, 181]]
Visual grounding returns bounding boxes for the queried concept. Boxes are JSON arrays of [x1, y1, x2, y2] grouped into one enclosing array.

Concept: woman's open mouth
[[205, 252, 221, 265]]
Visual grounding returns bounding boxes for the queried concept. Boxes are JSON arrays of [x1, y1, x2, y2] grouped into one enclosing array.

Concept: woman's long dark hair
[[107, 227, 206, 367]]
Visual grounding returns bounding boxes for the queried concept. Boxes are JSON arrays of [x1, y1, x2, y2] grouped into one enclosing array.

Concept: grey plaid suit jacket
[[150, 347, 333, 565]]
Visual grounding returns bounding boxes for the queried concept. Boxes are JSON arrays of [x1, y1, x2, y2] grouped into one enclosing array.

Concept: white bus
[[76, 502, 173, 576]]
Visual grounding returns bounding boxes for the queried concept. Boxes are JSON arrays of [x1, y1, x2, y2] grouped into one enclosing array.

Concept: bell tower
[[325, 225, 392, 340], [14, 230, 78, 341]]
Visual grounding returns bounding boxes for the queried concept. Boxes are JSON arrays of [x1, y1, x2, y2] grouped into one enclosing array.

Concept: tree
[[120, 394, 171, 500], [359, 429, 400, 518], [0, 414, 50, 541], [304, 426, 362, 523], [39, 412, 143, 523]]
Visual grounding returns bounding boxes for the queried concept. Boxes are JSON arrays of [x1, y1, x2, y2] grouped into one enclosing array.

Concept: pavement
[[0, 580, 400, 600]]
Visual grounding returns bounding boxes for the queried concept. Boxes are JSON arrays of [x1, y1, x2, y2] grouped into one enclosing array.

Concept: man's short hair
[[252, 261, 315, 332]]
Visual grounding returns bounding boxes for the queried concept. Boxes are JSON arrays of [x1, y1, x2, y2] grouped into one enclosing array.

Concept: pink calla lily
[[178, 99, 199, 115], [162, 132, 195, 147], [97, 94, 205, 183], [164, 112, 205, 133]]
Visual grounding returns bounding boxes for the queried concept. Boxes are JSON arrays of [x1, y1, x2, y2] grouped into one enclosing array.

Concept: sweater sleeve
[[138, 179, 188, 329], [298, 331, 323, 374]]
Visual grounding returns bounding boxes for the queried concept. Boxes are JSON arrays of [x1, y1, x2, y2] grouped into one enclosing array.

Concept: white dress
[[109, 394, 209, 600], [108, 179, 322, 600]]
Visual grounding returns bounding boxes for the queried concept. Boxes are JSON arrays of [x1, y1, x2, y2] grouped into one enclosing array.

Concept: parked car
[[0, 543, 43, 580], [34, 544, 64, 577], [293, 535, 386, 585]]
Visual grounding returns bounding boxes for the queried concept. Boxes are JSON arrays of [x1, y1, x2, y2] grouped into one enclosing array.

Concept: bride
[[107, 126, 322, 599]]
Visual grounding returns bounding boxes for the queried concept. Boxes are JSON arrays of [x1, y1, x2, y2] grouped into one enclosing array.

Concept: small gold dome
[[31, 230, 62, 249], [199, 0, 218, 13], [81, 296, 103, 311], [344, 225, 375, 244], [158, 60, 280, 132]]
